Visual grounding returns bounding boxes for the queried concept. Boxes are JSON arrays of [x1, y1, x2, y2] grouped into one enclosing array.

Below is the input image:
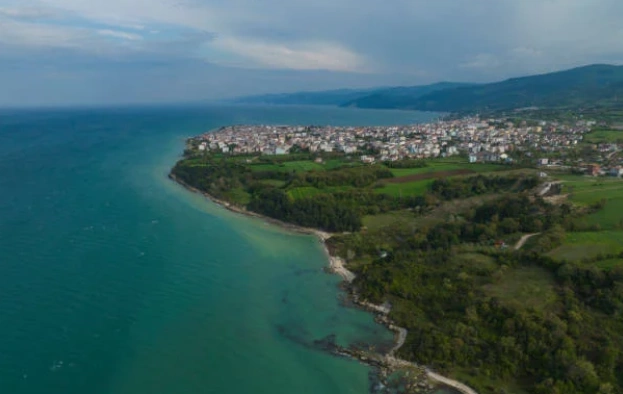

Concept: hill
[[230, 64, 623, 113], [401, 64, 623, 112], [340, 82, 474, 109], [230, 88, 383, 106], [231, 82, 468, 108]]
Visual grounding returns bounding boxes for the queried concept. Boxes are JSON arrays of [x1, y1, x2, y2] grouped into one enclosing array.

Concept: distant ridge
[[230, 88, 384, 106], [339, 82, 474, 109], [383, 64, 623, 112], [230, 64, 623, 113], [231, 82, 469, 108]]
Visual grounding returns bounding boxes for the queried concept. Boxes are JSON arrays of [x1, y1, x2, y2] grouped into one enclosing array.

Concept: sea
[[0, 104, 454, 394]]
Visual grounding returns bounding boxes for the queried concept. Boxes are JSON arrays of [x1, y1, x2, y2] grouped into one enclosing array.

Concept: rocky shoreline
[[169, 172, 478, 394]]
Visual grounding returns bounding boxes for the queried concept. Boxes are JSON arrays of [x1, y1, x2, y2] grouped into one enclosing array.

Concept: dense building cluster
[[193, 117, 596, 164]]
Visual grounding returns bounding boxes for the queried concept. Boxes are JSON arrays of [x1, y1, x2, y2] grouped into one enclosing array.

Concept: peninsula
[[171, 112, 623, 394]]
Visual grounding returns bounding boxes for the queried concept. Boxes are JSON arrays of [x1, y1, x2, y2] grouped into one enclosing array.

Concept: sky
[[1, 0, 623, 106]]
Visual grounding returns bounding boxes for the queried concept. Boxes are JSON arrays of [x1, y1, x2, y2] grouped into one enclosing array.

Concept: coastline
[[169, 172, 478, 394], [168, 173, 356, 282]]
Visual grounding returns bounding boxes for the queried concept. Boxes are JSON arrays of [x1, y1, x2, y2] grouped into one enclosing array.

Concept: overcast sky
[[1, 0, 622, 106]]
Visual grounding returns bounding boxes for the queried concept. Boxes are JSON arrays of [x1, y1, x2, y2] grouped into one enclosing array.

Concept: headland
[[171, 112, 623, 394]]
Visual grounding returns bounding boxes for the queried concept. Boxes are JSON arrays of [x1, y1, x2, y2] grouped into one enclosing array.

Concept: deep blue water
[[0, 105, 440, 394]]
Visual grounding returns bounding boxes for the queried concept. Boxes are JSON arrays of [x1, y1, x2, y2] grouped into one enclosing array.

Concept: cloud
[[1, 0, 623, 105], [212, 37, 367, 72], [0, 6, 59, 20], [0, 18, 87, 48], [98, 29, 143, 41], [460, 54, 502, 70]]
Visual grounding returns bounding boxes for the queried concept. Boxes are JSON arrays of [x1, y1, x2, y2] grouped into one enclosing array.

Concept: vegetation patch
[[362, 211, 415, 231], [582, 128, 623, 144], [287, 186, 325, 200], [374, 179, 434, 197], [223, 188, 251, 206], [594, 258, 623, 271], [557, 176, 623, 229], [386, 169, 474, 183], [548, 231, 623, 261], [249, 160, 326, 172], [482, 266, 558, 312], [258, 179, 287, 187], [578, 198, 623, 230], [389, 164, 466, 177]]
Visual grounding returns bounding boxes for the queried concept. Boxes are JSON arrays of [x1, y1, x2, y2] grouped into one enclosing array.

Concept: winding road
[[514, 233, 540, 250]]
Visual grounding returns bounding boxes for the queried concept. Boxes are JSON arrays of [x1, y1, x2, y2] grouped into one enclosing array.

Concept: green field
[[223, 188, 251, 205], [249, 160, 326, 172], [453, 252, 498, 273], [388, 162, 506, 177], [376, 162, 511, 197], [248, 158, 362, 173], [286, 185, 353, 200], [561, 176, 623, 202], [389, 164, 465, 177], [258, 179, 287, 187], [580, 199, 623, 230], [362, 211, 415, 231], [594, 258, 623, 271], [287, 186, 325, 199], [582, 129, 623, 144], [548, 231, 623, 261], [559, 175, 623, 229], [483, 266, 558, 312], [374, 179, 434, 197]]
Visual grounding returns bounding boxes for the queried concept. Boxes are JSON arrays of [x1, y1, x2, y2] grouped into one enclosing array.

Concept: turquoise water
[[0, 105, 439, 394]]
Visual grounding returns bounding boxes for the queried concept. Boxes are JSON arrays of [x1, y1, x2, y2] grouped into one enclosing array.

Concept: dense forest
[[327, 195, 623, 394]]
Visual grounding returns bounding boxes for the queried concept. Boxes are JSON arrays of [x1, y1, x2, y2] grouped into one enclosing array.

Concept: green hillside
[[340, 82, 473, 109], [231, 88, 384, 106], [231, 82, 468, 107], [231, 64, 623, 113], [405, 64, 623, 112]]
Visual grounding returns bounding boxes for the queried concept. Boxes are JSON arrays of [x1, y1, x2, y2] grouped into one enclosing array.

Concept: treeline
[[356, 250, 623, 394], [430, 174, 539, 200], [287, 165, 393, 188], [247, 186, 361, 231], [383, 159, 428, 169], [172, 159, 400, 231], [171, 159, 249, 199]]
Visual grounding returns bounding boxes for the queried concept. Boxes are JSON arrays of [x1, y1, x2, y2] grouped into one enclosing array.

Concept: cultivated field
[[376, 161, 512, 197]]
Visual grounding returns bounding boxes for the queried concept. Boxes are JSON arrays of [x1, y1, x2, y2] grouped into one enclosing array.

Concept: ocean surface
[[0, 105, 448, 394]]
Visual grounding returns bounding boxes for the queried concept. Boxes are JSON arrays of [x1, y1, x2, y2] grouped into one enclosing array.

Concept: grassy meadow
[[559, 175, 623, 230], [582, 129, 623, 144]]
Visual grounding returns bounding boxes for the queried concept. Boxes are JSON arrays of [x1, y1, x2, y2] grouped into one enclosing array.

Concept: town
[[191, 116, 623, 176]]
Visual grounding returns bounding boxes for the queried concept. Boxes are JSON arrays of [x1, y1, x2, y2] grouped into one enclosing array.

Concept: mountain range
[[232, 64, 623, 113]]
